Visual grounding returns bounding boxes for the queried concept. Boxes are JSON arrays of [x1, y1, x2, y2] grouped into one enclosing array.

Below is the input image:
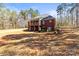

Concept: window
[[47, 27, 52, 31], [49, 20, 52, 23]]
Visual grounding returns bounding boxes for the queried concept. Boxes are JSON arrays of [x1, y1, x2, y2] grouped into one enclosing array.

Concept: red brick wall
[[41, 19, 55, 29], [28, 19, 55, 31]]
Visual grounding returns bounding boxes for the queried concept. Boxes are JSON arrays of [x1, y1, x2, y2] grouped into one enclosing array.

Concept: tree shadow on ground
[[23, 29, 28, 32], [1, 33, 79, 50], [2, 34, 38, 40], [1, 32, 79, 55], [64, 34, 79, 40]]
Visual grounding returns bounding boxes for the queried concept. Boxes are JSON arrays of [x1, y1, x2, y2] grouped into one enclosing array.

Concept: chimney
[[28, 13, 32, 20]]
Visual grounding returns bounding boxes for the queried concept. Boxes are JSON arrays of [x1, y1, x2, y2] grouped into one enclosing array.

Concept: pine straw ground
[[0, 28, 79, 56]]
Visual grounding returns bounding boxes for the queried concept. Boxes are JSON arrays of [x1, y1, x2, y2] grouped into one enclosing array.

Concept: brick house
[[28, 15, 56, 31]]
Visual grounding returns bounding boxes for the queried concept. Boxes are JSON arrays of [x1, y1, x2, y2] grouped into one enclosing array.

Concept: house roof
[[41, 15, 55, 20], [30, 14, 55, 21]]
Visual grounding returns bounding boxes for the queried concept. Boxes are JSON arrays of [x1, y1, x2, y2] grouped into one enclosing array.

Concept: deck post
[[34, 26, 35, 31], [39, 19, 41, 31]]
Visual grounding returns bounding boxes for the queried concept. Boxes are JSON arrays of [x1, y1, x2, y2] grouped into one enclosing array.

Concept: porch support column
[[39, 19, 41, 31]]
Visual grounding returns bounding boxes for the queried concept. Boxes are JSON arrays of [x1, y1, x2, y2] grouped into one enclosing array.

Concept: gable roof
[[41, 15, 55, 20], [30, 14, 55, 21]]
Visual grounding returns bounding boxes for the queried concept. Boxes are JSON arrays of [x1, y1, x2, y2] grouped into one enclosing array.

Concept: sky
[[4, 3, 60, 17]]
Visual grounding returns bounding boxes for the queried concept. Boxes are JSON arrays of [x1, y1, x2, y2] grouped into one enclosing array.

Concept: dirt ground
[[0, 28, 79, 56]]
